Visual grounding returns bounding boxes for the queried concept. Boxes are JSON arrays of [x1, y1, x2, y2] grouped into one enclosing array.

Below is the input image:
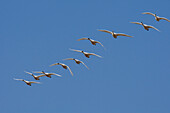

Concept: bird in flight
[[63, 58, 89, 69], [24, 71, 45, 80], [130, 22, 160, 32], [49, 63, 73, 76], [14, 78, 41, 86], [77, 38, 104, 48], [142, 12, 170, 22], [33, 71, 62, 78], [98, 29, 133, 38], [69, 48, 102, 58]]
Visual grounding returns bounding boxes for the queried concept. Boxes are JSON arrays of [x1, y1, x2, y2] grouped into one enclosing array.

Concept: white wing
[[77, 38, 89, 41], [14, 78, 24, 81], [63, 58, 74, 60], [98, 29, 113, 34], [48, 73, 62, 77], [130, 22, 142, 25], [33, 71, 43, 74], [81, 61, 89, 70], [159, 17, 170, 22], [147, 25, 160, 32], [116, 33, 133, 37], [24, 71, 33, 75], [29, 81, 41, 84], [95, 41, 105, 47], [37, 74, 46, 77], [69, 48, 82, 53], [142, 12, 155, 16], [50, 63, 59, 67], [67, 66, 73, 76], [88, 53, 102, 58]]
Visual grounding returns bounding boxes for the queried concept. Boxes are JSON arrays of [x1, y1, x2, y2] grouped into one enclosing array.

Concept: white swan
[[142, 12, 170, 22], [69, 48, 102, 58], [77, 38, 104, 48], [25, 71, 45, 80], [49, 63, 73, 76], [33, 71, 62, 78], [63, 58, 89, 69], [14, 78, 41, 86], [130, 22, 160, 32], [98, 29, 133, 38]]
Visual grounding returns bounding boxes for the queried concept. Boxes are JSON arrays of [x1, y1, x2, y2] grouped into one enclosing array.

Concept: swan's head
[[42, 71, 45, 74], [88, 38, 90, 40], [73, 58, 75, 60], [82, 51, 84, 53], [141, 22, 143, 25]]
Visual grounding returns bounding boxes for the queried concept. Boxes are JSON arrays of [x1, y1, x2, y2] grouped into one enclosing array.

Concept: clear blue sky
[[1, 0, 170, 113]]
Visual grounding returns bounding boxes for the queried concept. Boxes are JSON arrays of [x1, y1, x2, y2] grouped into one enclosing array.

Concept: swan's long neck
[[141, 22, 144, 27], [42, 71, 45, 74], [32, 74, 35, 77]]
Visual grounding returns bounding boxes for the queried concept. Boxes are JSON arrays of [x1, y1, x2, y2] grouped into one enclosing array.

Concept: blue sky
[[1, 0, 170, 113]]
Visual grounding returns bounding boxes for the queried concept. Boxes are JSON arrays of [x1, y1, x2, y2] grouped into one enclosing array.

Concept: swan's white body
[[33, 71, 62, 78], [77, 38, 104, 48], [69, 48, 102, 58], [142, 12, 170, 22], [25, 71, 45, 80], [63, 58, 89, 69], [130, 22, 160, 32], [98, 29, 133, 38], [50, 63, 73, 76], [14, 78, 41, 86]]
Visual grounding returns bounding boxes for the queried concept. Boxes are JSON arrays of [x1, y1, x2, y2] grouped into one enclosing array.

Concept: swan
[[14, 78, 41, 86], [69, 48, 102, 58], [130, 22, 160, 31], [77, 38, 104, 48], [142, 12, 170, 22], [98, 29, 133, 38], [25, 71, 45, 80], [49, 63, 73, 76], [63, 58, 89, 69], [33, 71, 62, 78]]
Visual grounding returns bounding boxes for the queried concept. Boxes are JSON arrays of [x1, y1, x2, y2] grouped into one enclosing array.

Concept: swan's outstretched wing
[[96, 41, 105, 47], [147, 25, 160, 32], [116, 33, 133, 37], [14, 78, 24, 81], [77, 38, 89, 41], [98, 29, 112, 34], [81, 61, 89, 70], [37, 74, 46, 77], [50, 63, 59, 67], [63, 58, 74, 60], [24, 71, 33, 75], [33, 71, 43, 74], [29, 81, 41, 84], [69, 48, 82, 53], [49, 73, 62, 77], [88, 53, 102, 58], [130, 22, 142, 25], [67, 66, 73, 76], [142, 12, 155, 16], [159, 17, 170, 22]]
